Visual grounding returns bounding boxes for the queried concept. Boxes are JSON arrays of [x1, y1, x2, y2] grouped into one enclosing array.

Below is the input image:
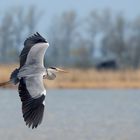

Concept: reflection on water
[[0, 89, 140, 140]]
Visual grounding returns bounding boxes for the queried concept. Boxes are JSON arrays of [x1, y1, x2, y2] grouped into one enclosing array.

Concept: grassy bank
[[0, 64, 140, 88]]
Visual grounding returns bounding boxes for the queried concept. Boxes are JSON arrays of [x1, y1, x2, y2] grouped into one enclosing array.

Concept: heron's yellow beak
[[56, 68, 68, 73]]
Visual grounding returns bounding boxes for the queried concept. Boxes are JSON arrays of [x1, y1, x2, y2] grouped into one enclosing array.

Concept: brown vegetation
[[0, 64, 140, 89]]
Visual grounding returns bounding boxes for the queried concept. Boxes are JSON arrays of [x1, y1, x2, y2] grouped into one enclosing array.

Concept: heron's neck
[[44, 69, 56, 80]]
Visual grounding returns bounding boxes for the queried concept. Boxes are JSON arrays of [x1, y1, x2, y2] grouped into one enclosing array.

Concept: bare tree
[[127, 16, 140, 68], [72, 37, 92, 68], [0, 6, 42, 63], [25, 5, 41, 34], [86, 10, 100, 58], [48, 11, 77, 66], [0, 11, 15, 62], [100, 14, 127, 68]]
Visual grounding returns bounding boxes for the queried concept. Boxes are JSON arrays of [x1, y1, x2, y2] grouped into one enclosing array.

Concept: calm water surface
[[0, 89, 140, 140]]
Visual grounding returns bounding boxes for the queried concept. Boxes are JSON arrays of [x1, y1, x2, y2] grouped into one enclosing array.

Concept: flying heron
[[0, 32, 67, 129]]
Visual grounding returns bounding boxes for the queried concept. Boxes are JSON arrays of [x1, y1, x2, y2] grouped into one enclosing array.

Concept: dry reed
[[0, 64, 140, 88]]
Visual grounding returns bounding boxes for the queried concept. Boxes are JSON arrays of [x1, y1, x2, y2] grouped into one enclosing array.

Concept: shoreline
[[1, 64, 140, 89]]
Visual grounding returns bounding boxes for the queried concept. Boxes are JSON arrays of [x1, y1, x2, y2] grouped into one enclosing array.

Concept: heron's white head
[[47, 67, 68, 73], [45, 67, 68, 80]]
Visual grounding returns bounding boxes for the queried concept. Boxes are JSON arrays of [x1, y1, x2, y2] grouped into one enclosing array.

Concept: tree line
[[0, 6, 140, 69]]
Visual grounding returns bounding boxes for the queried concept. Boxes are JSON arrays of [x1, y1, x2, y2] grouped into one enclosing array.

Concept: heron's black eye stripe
[[49, 67, 56, 69]]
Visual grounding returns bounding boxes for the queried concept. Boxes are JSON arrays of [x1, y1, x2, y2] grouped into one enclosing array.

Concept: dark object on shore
[[96, 60, 118, 70]]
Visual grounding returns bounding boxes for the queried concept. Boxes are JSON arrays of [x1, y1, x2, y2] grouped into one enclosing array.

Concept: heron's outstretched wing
[[19, 32, 49, 68], [18, 75, 46, 129]]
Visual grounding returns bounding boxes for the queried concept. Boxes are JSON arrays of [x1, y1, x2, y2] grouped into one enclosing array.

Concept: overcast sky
[[0, 0, 139, 18], [0, 0, 140, 33]]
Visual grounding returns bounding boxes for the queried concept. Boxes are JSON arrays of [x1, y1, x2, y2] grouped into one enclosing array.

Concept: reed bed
[[0, 64, 140, 88]]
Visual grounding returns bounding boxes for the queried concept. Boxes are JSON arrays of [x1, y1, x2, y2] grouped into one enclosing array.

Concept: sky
[[0, 0, 139, 18], [0, 0, 140, 33]]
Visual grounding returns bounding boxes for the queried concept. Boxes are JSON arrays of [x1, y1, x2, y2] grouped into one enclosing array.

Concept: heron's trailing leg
[[0, 81, 12, 87], [0, 68, 19, 87]]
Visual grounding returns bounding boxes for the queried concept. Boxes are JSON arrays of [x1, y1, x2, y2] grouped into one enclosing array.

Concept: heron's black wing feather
[[18, 78, 45, 129], [19, 32, 47, 68]]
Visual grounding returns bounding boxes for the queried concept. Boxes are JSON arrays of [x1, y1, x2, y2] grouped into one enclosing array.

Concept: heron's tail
[[0, 80, 12, 87]]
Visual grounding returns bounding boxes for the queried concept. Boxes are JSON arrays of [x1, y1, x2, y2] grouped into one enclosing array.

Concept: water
[[0, 89, 140, 140]]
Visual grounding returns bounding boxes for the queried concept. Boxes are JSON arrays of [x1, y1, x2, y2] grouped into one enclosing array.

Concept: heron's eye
[[49, 67, 56, 70]]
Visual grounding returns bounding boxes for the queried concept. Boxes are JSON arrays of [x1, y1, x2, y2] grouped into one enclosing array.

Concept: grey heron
[[0, 32, 67, 129]]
